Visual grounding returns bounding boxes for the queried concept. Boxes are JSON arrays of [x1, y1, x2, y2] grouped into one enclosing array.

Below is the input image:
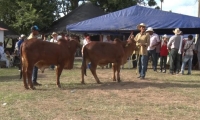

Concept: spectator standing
[[50, 32, 58, 43], [146, 27, 160, 72], [167, 28, 182, 75], [27, 25, 41, 86], [50, 32, 58, 70], [134, 23, 150, 79], [159, 34, 169, 73], [180, 35, 195, 75]]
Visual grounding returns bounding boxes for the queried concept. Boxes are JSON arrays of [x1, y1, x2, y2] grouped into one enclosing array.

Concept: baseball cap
[[31, 25, 39, 31]]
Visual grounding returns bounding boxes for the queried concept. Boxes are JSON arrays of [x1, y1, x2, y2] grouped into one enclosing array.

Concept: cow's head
[[125, 34, 136, 47]]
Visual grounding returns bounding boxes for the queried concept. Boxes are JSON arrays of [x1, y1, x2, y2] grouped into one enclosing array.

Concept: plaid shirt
[[184, 40, 195, 56]]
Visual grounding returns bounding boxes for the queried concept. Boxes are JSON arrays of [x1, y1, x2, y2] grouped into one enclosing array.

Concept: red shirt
[[160, 42, 168, 56]]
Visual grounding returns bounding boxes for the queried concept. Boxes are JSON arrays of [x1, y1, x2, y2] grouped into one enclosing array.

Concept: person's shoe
[[179, 71, 184, 75], [162, 70, 166, 73], [33, 82, 42, 86], [159, 70, 162, 73], [137, 76, 141, 78], [140, 76, 145, 80], [187, 73, 191, 75]]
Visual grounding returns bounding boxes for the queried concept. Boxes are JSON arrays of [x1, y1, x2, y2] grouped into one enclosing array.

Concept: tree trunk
[[70, 0, 79, 10]]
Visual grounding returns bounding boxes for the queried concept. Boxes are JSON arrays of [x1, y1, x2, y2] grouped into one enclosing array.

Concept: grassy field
[[0, 60, 200, 120]]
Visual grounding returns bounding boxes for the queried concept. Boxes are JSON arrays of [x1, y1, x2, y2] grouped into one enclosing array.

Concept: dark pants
[[32, 66, 38, 83], [138, 55, 148, 77], [160, 56, 167, 71], [170, 49, 181, 73], [51, 65, 55, 70], [147, 49, 156, 71], [132, 54, 138, 68]]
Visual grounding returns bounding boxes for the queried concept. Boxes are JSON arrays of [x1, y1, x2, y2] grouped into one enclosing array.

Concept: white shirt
[[147, 33, 160, 50], [50, 37, 58, 43], [83, 38, 87, 46], [0, 46, 6, 59], [102, 35, 107, 42]]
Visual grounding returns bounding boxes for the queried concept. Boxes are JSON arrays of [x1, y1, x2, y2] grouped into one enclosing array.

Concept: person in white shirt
[[50, 32, 58, 43], [146, 27, 160, 71], [0, 42, 10, 68]]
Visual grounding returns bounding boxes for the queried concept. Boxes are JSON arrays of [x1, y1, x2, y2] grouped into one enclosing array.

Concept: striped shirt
[[184, 40, 195, 56]]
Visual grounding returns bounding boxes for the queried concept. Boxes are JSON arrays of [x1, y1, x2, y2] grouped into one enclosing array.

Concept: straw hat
[[137, 23, 146, 29], [146, 27, 154, 32], [162, 34, 168, 38], [173, 28, 182, 34], [51, 32, 58, 37]]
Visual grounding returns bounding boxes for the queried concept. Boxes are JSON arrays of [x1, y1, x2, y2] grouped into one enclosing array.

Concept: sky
[[155, 0, 198, 17]]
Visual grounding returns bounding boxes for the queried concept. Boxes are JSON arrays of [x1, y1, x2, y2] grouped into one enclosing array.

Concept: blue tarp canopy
[[66, 5, 200, 34]]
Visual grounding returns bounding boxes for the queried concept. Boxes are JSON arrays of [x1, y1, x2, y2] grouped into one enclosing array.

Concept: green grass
[[0, 60, 200, 120]]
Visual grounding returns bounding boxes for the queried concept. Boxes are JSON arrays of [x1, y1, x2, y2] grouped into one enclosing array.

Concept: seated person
[[0, 42, 10, 68]]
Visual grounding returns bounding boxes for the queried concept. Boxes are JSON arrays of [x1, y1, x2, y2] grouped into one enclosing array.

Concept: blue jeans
[[138, 55, 148, 77], [181, 55, 193, 74], [147, 49, 156, 71], [32, 66, 38, 82]]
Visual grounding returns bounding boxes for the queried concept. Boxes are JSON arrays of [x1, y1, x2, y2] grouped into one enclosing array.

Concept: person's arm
[[167, 36, 174, 49]]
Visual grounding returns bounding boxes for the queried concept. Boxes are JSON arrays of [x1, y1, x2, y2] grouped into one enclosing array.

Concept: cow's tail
[[19, 45, 23, 79], [82, 48, 87, 76]]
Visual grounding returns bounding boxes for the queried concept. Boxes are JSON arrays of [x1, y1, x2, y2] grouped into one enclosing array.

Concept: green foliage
[[0, 0, 57, 35]]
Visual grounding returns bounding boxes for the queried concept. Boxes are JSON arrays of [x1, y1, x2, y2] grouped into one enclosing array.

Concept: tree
[[0, 0, 57, 35], [89, 0, 157, 12]]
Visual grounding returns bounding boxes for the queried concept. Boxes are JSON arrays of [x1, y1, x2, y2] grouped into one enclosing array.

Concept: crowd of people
[[133, 23, 199, 79]]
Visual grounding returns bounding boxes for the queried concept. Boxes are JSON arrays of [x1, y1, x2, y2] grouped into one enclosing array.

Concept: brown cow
[[20, 38, 80, 89], [81, 38, 136, 84]]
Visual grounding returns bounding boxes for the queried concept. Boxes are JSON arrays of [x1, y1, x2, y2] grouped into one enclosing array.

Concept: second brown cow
[[81, 38, 136, 84]]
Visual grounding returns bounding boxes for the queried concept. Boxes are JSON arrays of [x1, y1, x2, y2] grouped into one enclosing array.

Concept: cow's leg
[[27, 65, 35, 90], [89, 63, 101, 84], [112, 63, 117, 81], [22, 65, 29, 89], [56, 65, 64, 88], [116, 64, 121, 82]]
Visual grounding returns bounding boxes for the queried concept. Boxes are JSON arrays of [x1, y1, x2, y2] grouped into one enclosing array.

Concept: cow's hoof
[[81, 81, 85, 84], [24, 86, 29, 90], [57, 85, 61, 88], [97, 81, 102, 84], [117, 80, 121, 83], [30, 86, 36, 90], [113, 79, 116, 81]]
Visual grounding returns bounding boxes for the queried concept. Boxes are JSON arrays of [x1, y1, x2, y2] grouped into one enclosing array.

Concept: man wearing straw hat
[[167, 28, 182, 75], [134, 23, 150, 79]]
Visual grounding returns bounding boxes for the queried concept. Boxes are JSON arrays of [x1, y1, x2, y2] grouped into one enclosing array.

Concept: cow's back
[[84, 41, 124, 65]]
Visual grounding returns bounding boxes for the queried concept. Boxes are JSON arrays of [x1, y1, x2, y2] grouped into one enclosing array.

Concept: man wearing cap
[[167, 28, 182, 75], [146, 27, 160, 72], [134, 23, 150, 79], [27, 25, 41, 86]]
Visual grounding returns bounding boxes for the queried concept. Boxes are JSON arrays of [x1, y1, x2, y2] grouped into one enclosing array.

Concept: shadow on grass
[[55, 79, 200, 90], [0, 73, 48, 82], [0, 75, 21, 82]]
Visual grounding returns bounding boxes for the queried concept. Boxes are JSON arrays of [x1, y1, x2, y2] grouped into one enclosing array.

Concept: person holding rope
[[134, 23, 150, 79]]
